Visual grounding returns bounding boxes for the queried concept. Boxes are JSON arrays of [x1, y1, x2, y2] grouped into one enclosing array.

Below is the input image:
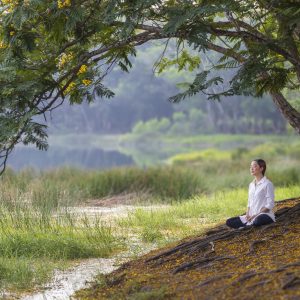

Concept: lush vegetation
[[0, 177, 122, 291], [1, 0, 300, 174], [1, 135, 299, 293], [48, 44, 290, 136], [4, 135, 300, 202]]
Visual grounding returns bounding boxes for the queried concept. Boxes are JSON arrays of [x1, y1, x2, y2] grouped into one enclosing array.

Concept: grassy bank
[[2, 166, 204, 202], [118, 185, 300, 244], [0, 196, 122, 291], [3, 142, 300, 204], [76, 198, 300, 300], [119, 133, 299, 165]]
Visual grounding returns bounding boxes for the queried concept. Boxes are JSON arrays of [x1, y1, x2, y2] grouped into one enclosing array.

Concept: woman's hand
[[247, 214, 257, 222], [246, 213, 251, 221]]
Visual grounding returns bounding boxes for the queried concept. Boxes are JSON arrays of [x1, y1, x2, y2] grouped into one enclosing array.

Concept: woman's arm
[[265, 182, 275, 211], [246, 183, 251, 220], [246, 207, 251, 220], [259, 207, 270, 213]]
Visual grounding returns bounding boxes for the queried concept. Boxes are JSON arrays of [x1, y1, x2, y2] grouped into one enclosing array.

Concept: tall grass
[[0, 257, 59, 290], [2, 166, 206, 202], [0, 192, 122, 291], [2, 155, 299, 206]]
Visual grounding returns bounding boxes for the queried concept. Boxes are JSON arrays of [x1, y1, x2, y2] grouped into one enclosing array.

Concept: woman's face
[[250, 161, 263, 176]]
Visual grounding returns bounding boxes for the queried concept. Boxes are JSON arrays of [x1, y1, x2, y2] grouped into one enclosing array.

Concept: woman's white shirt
[[239, 176, 275, 225]]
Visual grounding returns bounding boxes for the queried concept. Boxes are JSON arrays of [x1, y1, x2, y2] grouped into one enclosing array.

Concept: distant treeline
[[131, 95, 287, 135], [48, 44, 290, 135]]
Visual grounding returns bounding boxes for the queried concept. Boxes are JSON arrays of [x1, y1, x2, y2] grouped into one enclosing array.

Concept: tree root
[[275, 207, 291, 218], [248, 234, 283, 254], [205, 226, 229, 236], [234, 271, 259, 283], [281, 274, 300, 289], [247, 279, 272, 289], [275, 197, 300, 204], [146, 229, 246, 263], [268, 261, 300, 274], [196, 273, 234, 287], [173, 255, 236, 274], [276, 203, 300, 222], [259, 223, 280, 232]]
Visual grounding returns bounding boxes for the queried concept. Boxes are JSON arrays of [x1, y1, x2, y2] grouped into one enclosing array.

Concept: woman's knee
[[253, 214, 274, 227], [226, 217, 242, 229], [226, 217, 234, 227]]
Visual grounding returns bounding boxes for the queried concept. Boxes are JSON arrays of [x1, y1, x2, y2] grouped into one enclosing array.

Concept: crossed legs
[[226, 214, 274, 229]]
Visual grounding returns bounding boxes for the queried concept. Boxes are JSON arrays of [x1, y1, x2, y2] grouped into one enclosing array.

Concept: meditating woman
[[226, 159, 275, 229]]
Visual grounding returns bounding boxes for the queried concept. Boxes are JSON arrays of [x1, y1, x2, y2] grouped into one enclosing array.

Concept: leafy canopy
[[1, 0, 300, 173]]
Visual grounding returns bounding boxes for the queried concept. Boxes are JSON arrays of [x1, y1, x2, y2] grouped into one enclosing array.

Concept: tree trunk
[[270, 91, 300, 134]]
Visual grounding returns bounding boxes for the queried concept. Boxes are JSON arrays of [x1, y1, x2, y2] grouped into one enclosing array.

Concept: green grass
[[2, 157, 299, 206], [0, 257, 65, 290], [0, 136, 299, 292], [167, 148, 232, 164], [118, 185, 300, 244], [0, 201, 122, 291], [75, 166, 203, 200], [2, 165, 206, 202]]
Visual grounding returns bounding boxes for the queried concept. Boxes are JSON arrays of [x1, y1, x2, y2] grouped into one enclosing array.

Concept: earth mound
[[76, 197, 300, 300]]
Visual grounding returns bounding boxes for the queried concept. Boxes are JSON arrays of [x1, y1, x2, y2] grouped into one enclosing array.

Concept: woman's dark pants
[[226, 214, 274, 229]]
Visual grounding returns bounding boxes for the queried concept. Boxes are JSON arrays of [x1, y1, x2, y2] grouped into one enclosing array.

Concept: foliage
[[1, 0, 300, 173], [2, 137, 300, 203], [168, 148, 232, 164], [130, 93, 288, 135], [154, 49, 200, 73], [0, 191, 120, 291]]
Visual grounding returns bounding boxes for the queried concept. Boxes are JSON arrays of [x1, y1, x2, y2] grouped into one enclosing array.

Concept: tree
[[0, 0, 300, 174]]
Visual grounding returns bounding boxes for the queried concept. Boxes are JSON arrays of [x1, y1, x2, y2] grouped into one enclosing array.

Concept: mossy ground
[[75, 198, 300, 300]]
